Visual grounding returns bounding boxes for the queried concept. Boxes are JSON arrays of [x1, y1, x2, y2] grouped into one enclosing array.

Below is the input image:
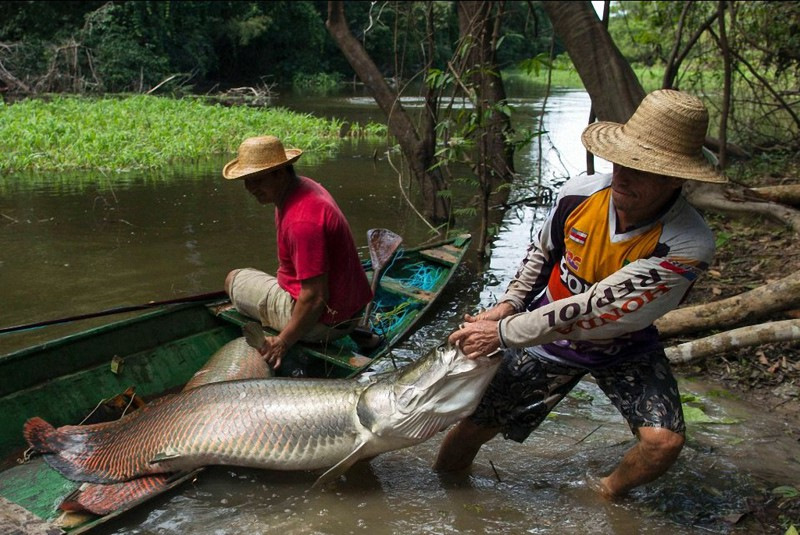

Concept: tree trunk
[[666, 319, 800, 364], [540, 1, 645, 123], [456, 1, 516, 257], [325, 1, 450, 223], [656, 270, 800, 338], [456, 2, 515, 180]]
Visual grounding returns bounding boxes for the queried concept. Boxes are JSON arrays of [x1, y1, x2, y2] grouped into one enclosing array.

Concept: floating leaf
[[682, 405, 715, 423], [772, 485, 800, 498], [680, 393, 703, 403]]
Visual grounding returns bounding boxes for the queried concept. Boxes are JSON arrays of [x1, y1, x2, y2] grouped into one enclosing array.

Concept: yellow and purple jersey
[[498, 173, 714, 368]]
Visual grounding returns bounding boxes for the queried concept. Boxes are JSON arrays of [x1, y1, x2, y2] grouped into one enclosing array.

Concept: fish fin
[[312, 442, 368, 490], [150, 448, 182, 464], [24, 417, 114, 483], [60, 475, 173, 515], [243, 322, 267, 352], [392, 413, 449, 441]]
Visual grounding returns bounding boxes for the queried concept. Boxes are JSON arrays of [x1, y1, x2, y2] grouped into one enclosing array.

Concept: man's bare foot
[[585, 472, 616, 500]]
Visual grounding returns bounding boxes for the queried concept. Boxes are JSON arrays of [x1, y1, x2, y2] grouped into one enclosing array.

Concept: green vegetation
[[0, 1, 553, 94], [0, 95, 346, 174], [512, 54, 698, 94]]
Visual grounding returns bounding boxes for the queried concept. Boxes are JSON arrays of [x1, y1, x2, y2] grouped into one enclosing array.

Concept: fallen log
[[656, 270, 800, 338], [665, 319, 800, 365], [750, 184, 800, 207], [684, 182, 800, 234]]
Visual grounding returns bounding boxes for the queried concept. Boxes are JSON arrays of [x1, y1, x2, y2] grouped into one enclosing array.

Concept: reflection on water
[[2, 89, 798, 533]]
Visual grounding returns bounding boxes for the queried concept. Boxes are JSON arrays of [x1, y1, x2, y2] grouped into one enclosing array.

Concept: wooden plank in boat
[[378, 276, 434, 302], [418, 244, 460, 266], [0, 496, 64, 535]]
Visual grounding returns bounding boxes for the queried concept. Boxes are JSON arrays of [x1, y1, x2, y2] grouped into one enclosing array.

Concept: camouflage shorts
[[469, 347, 685, 442]]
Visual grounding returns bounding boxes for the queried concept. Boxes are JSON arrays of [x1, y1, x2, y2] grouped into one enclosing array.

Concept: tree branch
[[666, 319, 800, 364], [684, 181, 800, 234], [656, 270, 800, 338]]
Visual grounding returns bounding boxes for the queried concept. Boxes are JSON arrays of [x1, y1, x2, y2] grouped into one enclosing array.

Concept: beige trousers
[[228, 268, 353, 343]]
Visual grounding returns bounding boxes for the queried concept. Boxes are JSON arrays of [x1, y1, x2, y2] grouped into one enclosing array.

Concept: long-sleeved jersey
[[497, 172, 714, 368]]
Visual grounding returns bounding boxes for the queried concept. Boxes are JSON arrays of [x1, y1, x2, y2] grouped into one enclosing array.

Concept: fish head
[[358, 343, 501, 442]]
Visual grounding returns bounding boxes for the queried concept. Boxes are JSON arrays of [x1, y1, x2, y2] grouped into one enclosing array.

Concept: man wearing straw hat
[[222, 135, 372, 370], [434, 89, 727, 498]]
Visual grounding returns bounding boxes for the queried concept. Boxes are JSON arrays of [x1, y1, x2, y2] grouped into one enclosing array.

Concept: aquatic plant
[[0, 95, 347, 174]]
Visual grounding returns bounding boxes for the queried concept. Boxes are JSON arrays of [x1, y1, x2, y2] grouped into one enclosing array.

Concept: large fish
[[24, 343, 500, 489], [58, 336, 272, 516]]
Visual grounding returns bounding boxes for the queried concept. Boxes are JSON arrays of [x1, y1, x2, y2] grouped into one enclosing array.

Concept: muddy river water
[[1, 88, 798, 534]]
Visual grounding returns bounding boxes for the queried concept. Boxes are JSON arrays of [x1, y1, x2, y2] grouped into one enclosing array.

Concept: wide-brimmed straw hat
[[222, 136, 303, 180], [581, 89, 726, 183]]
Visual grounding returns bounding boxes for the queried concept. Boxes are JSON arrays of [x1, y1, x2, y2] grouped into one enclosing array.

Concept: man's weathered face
[[611, 164, 684, 227], [244, 172, 278, 204]]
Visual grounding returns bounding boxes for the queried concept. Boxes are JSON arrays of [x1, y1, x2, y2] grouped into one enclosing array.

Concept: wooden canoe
[[0, 233, 471, 533]]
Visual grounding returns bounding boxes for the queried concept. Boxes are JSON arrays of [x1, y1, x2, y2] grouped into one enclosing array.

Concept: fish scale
[[24, 343, 501, 488], [52, 336, 277, 514]]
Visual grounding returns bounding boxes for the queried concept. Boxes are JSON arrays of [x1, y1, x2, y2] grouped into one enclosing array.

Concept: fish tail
[[24, 416, 138, 484], [23, 417, 59, 453], [59, 475, 172, 515]]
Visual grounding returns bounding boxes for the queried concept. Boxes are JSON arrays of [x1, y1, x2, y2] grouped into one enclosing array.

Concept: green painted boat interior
[[0, 304, 240, 462]]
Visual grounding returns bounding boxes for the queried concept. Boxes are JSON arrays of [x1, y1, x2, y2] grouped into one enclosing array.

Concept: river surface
[[1, 87, 798, 534]]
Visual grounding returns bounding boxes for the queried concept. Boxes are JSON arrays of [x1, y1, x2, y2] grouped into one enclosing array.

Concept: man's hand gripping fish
[[24, 342, 500, 488]]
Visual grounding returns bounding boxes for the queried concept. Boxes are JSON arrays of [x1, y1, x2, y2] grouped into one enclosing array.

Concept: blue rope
[[401, 262, 446, 291]]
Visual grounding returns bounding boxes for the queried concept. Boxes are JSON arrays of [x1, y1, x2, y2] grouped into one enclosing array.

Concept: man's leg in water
[[433, 419, 501, 471], [592, 350, 686, 498], [596, 427, 684, 497]]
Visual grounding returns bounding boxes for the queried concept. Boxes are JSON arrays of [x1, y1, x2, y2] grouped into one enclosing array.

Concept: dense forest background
[[0, 1, 555, 93], [2, 1, 797, 154]]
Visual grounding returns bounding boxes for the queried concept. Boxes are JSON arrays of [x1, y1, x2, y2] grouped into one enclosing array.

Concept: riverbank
[[673, 157, 800, 533], [674, 156, 799, 429]]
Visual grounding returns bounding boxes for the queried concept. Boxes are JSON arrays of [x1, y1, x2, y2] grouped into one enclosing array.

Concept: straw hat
[[581, 89, 727, 183], [222, 136, 303, 180]]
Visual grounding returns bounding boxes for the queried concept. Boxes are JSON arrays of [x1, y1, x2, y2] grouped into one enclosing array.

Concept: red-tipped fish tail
[[23, 417, 59, 453], [24, 395, 181, 484], [59, 475, 171, 515]]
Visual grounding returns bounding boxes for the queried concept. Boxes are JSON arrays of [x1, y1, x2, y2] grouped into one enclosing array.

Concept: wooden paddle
[[0, 290, 228, 335], [360, 228, 403, 328]]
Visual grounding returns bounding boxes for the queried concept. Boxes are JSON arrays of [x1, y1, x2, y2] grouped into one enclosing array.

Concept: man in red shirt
[[223, 136, 372, 370]]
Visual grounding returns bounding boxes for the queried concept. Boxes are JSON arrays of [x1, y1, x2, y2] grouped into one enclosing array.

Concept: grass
[[0, 95, 347, 174], [507, 56, 667, 93]]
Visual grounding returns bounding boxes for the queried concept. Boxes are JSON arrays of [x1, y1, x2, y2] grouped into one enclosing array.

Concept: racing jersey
[[497, 172, 714, 368]]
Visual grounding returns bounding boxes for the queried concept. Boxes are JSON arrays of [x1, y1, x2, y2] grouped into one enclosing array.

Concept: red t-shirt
[[275, 176, 372, 325]]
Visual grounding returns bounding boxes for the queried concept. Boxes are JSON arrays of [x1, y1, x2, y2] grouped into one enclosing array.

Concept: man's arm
[[452, 256, 703, 358], [261, 274, 328, 369], [498, 256, 701, 348]]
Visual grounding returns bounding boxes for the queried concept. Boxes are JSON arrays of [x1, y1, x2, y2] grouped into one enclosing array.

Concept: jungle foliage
[[606, 0, 800, 153], [0, 1, 553, 94]]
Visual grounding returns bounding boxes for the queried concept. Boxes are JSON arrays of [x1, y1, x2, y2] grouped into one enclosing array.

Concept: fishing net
[[333, 257, 447, 355]]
